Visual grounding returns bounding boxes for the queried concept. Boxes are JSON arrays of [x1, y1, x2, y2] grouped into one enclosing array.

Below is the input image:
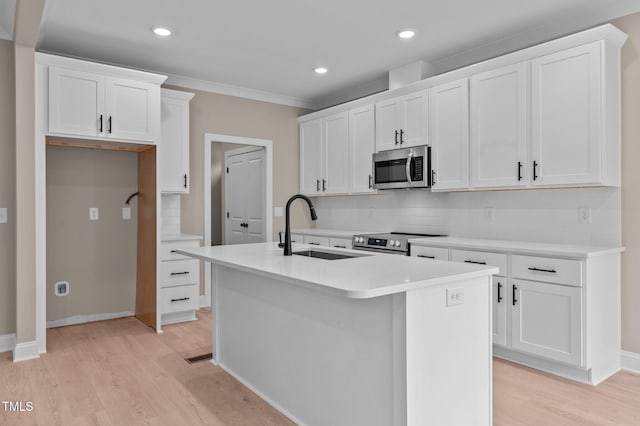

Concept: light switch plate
[[446, 288, 464, 307], [122, 207, 131, 220], [0, 208, 7, 224], [274, 207, 283, 217], [89, 207, 99, 221]]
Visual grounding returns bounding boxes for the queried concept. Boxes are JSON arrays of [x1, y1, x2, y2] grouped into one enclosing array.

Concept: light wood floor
[[1, 310, 639, 425]]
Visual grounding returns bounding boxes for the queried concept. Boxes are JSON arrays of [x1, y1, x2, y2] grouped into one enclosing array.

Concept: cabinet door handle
[[316, 179, 320, 192], [533, 161, 538, 181], [333, 245, 346, 249], [99, 114, 103, 133], [464, 260, 487, 265], [170, 271, 190, 276], [517, 161, 523, 181], [322, 179, 326, 192], [497, 282, 503, 303], [170, 297, 190, 302], [431, 170, 436, 186], [512, 284, 518, 306], [400, 129, 405, 144], [108, 116, 112, 134], [417, 254, 435, 259], [528, 267, 557, 273], [395, 130, 399, 145], [309, 242, 320, 246], [368, 174, 373, 189], [184, 174, 188, 188]]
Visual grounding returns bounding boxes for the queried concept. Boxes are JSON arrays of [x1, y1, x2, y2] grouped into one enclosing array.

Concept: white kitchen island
[[177, 242, 498, 426]]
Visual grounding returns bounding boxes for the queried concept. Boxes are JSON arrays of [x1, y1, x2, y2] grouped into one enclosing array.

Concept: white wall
[[314, 187, 621, 247]]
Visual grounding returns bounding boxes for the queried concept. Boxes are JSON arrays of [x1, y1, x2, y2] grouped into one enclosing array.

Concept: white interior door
[[225, 147, 266, 244]]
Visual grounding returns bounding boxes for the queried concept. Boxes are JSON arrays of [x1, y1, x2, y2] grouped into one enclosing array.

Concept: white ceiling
[[36, 0, 640, 109]]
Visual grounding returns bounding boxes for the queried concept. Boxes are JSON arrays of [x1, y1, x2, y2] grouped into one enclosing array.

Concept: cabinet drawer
[[411, 245, 449, 261], [303, 235, 330, 246], [512, 255, 582, 287], [329, 237, 351, 249], [451, 249, 507, 276], [160, 284, 199, 314], [160, 259, 199, 288], [160, 240, 200, 261]]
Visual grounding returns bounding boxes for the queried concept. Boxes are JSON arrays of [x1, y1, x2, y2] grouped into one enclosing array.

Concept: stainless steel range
[[352, 232, 445, 255]]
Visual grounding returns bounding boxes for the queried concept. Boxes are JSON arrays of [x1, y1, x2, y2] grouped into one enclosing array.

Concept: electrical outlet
[[89, 207, 99, 221], [485, 207, 495, 222], [579, 207, 592, 224], [55, 281, 69, 296], [122, 207, 131, 220], [446, 288, 464, 307], [0, 208, 7, 224]]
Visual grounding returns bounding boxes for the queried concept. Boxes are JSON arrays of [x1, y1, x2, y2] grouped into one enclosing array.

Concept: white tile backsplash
[[161, 194, 181, 235], [314, 187, 621, 246]]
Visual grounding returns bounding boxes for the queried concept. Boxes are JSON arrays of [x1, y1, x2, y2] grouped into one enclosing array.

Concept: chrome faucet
[[280, 194, 317, 255]]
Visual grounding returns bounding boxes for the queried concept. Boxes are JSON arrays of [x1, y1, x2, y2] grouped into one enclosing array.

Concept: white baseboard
[[46, 311, 133, 328], [200, 295, 210, 308], [621, 350, 640, 374], [0, 333, 16, 353], [13, 340, 40, 362]]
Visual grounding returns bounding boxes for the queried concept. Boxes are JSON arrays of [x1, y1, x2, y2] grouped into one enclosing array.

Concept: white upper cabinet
[[49, 67, 105, 138], [375, 90, 428, 151], [430, 79, 469, 191], [299, 112, 349, 196], [470, 63, 528, 189], [349, 105, 375, 194], [530, 42, 603, 186], [48, 61, 163, 144], [160, 89, 194, 193], [323, 112, 350, 195], [300, 119, 324, 195]]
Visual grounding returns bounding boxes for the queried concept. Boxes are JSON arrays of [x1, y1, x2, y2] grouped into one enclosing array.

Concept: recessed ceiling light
[[153, 27, 172, 37], [314, 67, 328, 75], [397, 29, 416, 39]]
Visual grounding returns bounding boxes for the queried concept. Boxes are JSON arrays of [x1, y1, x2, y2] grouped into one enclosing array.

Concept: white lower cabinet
[[493, 276, 508, 347], [303, 235, 330, 246], [510, 279, 582, 365], [160, 238, 201, 325], [409, 239, 621, 384]]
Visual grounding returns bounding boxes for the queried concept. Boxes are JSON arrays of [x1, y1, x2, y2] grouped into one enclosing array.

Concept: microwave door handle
[[405, 153, 414, 186]]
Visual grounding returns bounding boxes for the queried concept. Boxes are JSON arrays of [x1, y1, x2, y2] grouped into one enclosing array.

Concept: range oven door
[[372, 145, 430, 190]]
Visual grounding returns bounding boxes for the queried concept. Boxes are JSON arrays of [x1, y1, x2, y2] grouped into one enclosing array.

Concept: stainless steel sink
[[293, 249, 368, 260]]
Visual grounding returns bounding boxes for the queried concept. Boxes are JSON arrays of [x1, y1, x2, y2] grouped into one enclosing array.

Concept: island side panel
[[405, 276, 492, 426], [215, 265, 396, 426]]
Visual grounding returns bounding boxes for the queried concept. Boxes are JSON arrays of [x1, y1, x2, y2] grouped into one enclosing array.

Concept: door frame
[[203, 134, 273, 307], [223, 146, 267, 245]]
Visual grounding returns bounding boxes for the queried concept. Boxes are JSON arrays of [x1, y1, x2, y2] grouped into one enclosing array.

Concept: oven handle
[[405, 152, 414, 186]]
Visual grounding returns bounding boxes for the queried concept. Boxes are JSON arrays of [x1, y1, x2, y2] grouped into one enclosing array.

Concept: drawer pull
[[333, 245, 346, 248], [170, 297, 190, 302], [170, 271, 190, 276], [528, 267, 557, 273], [497, 282, 503, 303], [512, 284, 518, 306], [309, 242, 320, 246], [418, 254, 435, 259], [464, 260, 487, 265]]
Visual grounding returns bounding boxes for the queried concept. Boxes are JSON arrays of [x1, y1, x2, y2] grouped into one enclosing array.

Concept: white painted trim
[[203, 134, 273, 309], [46, 311, 133, 329], [0, 333, 16, 353], [199, 294, 207, 308], [165, 73, 314, 109], [13, 341, 40, 362], [621, 350, 640, 374]]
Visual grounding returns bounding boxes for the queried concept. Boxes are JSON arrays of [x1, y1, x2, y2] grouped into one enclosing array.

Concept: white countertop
[[409, 237, 624, 258], [289, 228, 384, 238], [161, 233, 203, 242], [176, 242, 497, 299]]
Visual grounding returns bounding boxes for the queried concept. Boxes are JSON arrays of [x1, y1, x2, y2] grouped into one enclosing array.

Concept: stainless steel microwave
[[372, 145, 431, 190]]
